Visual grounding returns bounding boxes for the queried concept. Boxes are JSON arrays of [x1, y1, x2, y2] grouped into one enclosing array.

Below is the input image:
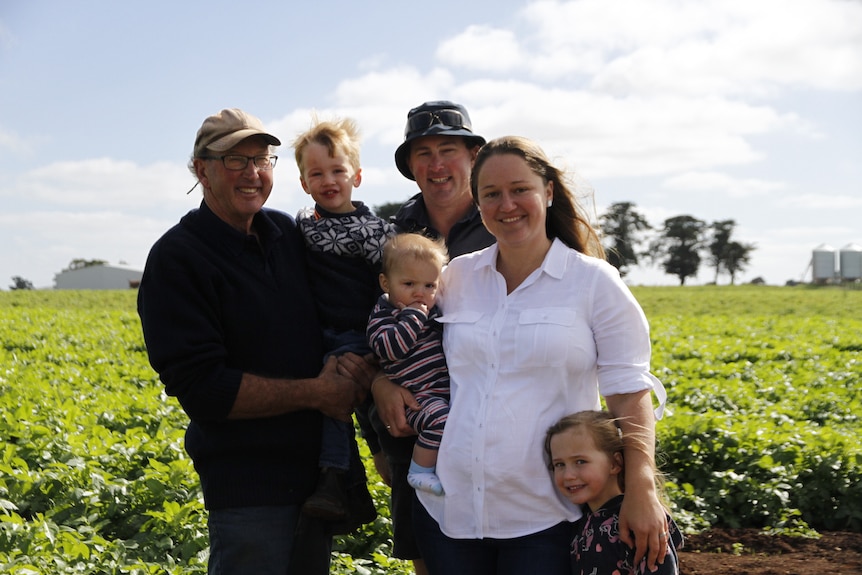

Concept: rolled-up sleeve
[[589, 264, 666, 417]]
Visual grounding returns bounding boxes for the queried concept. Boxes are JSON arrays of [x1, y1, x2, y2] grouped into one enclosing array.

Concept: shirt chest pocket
[[437, 310, 484, 368], [514, 308, 578, 368]]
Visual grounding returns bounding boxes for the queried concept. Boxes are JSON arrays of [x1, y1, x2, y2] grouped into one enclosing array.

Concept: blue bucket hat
[[394, 101, 486, 180]]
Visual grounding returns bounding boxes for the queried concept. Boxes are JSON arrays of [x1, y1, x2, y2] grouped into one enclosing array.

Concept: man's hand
[[314, 356, 366, 422], [371, 375, 419, 437], [337, 352, 376, 394]]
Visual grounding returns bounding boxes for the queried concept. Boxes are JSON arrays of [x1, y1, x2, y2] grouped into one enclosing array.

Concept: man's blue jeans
[[207, 505, 331, 574]]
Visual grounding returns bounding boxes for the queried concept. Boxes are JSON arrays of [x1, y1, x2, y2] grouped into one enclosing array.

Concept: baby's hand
[[406, 302, 429, 315]]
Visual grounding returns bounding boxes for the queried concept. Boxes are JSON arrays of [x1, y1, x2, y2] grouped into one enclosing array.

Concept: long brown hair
[[470, 136, 605, 258]]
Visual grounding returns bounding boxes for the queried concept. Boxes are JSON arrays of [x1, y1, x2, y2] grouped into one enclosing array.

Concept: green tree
[[707, 219, 736, 283], [724, 240, 756, 285], [65, 258, 109, 271], [707, 220, 756, 284], [373, 201, 404, 220], [9, 276, 34, 290], [599, 201, 652, 276], [651, 215, 706, 285]]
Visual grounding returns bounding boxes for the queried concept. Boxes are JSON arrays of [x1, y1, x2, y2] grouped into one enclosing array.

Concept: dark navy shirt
[[138, 201, 324, 510], [571, 495, 683, 575], [391, 192, 495, 258]]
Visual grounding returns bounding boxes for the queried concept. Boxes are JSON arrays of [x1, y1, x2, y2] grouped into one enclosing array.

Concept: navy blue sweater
[[297, 202, 395, 332], [137, 201, 324, 510]]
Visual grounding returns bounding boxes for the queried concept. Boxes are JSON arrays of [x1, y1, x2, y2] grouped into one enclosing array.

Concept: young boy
[[367, 233, 450, 496], [293, 116, 396, 524]]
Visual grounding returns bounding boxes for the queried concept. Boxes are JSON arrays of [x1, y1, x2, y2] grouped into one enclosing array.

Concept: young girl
[[545, 411, 683, 575], [367, 233, 450, 496]]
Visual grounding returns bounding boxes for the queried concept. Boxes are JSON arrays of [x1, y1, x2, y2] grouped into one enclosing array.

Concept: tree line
[[8, 205, 754, 291], [600, 202, 756, 285], [376, 201, 756, 286]]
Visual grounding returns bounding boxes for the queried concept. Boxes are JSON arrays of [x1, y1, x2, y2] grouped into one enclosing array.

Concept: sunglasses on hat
[[405, 109, 469, 136]]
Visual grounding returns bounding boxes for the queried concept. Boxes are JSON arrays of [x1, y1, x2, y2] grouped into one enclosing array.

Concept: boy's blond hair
[[292, 115, 361, 175], [381, 233, 449, 277]]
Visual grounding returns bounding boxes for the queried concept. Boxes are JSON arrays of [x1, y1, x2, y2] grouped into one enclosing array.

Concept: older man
[[138, 108, 375, 574]]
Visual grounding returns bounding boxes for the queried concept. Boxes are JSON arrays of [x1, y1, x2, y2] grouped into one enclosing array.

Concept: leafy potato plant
[[642, 286, 862, 534], [0, 291, 412, 574], [0, 285, 859, 573]]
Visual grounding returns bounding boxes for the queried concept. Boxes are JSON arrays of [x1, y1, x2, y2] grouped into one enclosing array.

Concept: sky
[[1, 0, 860, 289]]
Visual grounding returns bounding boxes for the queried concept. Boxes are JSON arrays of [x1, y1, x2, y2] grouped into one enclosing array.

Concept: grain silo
[[840, 243, 862, 281], [812, 244, 837, 283]]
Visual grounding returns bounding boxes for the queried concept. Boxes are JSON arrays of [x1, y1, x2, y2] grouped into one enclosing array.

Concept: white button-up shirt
[[417, 239, 663, 539]]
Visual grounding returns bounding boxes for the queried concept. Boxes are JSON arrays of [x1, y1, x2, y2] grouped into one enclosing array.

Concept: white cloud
[[464, 87, 797, 178], [443, 0, 862, 96], [784, 193, 862, 210], [270, 67, 463, 153], [0, 210, 172, 288], [7, 159, 193, 210], [663, 171, 785, 198], [0, 125, 29, 154], [3, 0, 858, 290], [437, 25, 526, 72], [333, 67, 456, 108]]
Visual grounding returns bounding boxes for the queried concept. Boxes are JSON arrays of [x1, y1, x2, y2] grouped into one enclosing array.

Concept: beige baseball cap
[[193, 108, 281, 157]]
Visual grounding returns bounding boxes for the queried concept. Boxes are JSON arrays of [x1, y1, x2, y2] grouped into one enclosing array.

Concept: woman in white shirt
[[377, 135, 670, 575]]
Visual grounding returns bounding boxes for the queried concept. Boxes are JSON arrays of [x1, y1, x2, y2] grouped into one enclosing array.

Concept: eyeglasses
[[405, 109, 469, 135], [203, 154, 278, 171]]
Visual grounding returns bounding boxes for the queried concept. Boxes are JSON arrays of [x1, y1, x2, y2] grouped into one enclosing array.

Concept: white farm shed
[[54, 264, 143, 290]]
